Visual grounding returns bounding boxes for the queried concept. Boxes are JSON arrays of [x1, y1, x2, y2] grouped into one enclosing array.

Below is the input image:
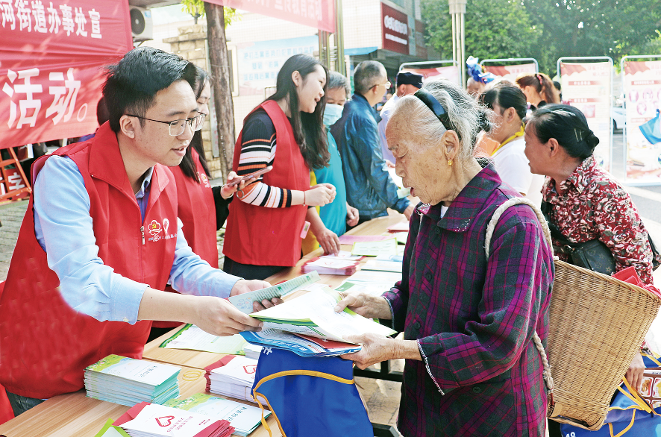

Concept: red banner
[[205, 0, 335, 33], [381, 3, 408, 55], [0, 0, 132, 149]]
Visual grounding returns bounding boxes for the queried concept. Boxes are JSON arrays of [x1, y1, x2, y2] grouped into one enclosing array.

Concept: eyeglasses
[[413, 89, 459, 139], [195, 113, 207, 131], [126, 113, 205, 136], [371, 81, 391, 90]]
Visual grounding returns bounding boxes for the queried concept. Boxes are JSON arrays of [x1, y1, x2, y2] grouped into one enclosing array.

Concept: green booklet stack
[[84, 355, 181, 407]]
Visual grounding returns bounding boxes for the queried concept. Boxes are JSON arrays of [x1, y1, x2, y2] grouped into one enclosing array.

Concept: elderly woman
[[336, 79, 554, 436]]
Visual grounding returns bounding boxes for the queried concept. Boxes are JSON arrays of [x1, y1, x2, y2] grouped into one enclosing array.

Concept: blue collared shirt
[[33, 155, 241, 324]]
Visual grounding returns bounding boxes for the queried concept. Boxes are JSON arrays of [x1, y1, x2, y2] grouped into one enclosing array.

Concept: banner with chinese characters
[[623, 59, 661, 183], [205, 0, 335, 33], [0, 0, 132, 149], [483, 62, 537, 83], [560, 61, 612, 172]]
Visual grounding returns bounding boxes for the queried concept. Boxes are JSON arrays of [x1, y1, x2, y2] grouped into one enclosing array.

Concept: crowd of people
[[0, 45, 659, 437]]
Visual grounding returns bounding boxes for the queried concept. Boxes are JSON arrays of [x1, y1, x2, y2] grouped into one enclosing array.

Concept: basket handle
[[484, 197, 555, 400]]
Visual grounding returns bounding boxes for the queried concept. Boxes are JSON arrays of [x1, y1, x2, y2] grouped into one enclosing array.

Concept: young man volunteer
[[0, 47, 270, 416]]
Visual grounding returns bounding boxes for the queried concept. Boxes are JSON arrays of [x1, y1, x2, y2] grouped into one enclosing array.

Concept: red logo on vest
[[148, 220, 163, 242]]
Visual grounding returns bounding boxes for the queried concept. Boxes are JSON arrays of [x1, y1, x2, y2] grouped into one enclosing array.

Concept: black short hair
[[480, 82, 527, 121], [103, 47, 197, 133], [529, 104, 599, 160], [353, 61, 385, 95]]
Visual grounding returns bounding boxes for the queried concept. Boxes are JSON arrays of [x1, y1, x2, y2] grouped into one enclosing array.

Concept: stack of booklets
[[84, 355, 180, 407], [113, 402, 233, 437], [243, 344, 262, 360], [240, 288, 396, 357], [165, 393, 270, 437], [204, 356, 258, 403], [301, 256, 360, 275]]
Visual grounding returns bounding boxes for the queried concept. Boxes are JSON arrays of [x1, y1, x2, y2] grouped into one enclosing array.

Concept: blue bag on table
[[560, 353, 661, 437], [252, 347, 373, 437]]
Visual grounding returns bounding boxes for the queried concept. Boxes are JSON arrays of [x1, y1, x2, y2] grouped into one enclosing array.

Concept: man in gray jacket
[[331, 61, 413, 224]]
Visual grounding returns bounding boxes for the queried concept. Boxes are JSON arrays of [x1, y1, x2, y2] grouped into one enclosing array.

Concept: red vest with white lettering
[[0, 123, 178, 399], [153, 148, 217, 329], [223, 100, 310, 266]]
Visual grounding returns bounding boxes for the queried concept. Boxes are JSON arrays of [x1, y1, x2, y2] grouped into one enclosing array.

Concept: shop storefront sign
[[381, 3, 408, 55]]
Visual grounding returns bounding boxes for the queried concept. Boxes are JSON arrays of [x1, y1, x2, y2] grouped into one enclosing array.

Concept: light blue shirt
[[33, 155, 242, 324], [377, 94, 398, 163]]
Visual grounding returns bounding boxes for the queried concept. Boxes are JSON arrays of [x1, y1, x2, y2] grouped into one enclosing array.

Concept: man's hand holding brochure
[[238, 281, 396, 357]]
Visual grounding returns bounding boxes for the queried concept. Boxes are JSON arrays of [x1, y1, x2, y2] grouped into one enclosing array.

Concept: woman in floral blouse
[[524, 104, 659, 436], [335, 79, 554, 436]]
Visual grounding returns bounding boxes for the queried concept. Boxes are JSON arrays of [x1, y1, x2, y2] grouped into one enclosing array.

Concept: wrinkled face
[[524, 122, 548, 175], [132, 79, 198, 167], [196, 81, 211, 116], [296, 64, 326, 113], [325, 86, 347, 106], [387, 114, 448, 205]]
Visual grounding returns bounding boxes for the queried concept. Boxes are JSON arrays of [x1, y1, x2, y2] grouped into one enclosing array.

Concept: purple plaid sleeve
[[391, 165, 553, 436]]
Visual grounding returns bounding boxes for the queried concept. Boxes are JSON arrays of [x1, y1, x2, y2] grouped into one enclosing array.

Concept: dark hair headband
[[413, 88, 459, 139]]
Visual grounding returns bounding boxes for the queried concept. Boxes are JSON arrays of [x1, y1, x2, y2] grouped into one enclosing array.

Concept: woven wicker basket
[[547, 260, 661, 430]]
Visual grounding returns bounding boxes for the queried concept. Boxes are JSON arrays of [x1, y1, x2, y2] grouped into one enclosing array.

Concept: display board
[[482, 59, 538, 84], [622, 57, 661, 184], [558, 58, 613, 172]]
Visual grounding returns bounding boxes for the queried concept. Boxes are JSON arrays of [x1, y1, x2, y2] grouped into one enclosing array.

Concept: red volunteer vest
[[224, 100, 309, 266], [0, 123, 178, 399], [171, 148, 218, 268], [154, 148, 217, 329]]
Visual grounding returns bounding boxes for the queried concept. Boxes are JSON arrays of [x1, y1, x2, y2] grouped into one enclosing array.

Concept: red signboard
[[0, 0, 133, 149], [381, 3, 408, 55], [205, 0, 335, 33]]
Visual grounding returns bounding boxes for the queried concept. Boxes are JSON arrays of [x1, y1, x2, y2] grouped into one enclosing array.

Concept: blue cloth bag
[[252, 347, 373, 437], [560, 354, 661, 436]]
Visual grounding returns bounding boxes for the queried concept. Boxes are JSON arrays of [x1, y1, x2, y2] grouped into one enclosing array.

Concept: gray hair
[[353, 61, 386, 95], [391, 78, 492, 160], [327, 71, 350, 97]]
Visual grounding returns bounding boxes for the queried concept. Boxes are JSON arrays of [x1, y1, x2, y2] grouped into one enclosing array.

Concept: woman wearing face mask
[[303, 72, 360, 253], [223, 54, 337, 280]]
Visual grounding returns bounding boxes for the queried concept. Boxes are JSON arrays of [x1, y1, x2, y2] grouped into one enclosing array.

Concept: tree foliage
[[181, 0, 240, 26], [422, 0, 661, 76], [422, 0, 541, 66]]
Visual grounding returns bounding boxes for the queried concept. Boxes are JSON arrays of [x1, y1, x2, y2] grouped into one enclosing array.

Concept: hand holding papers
[[239, 287, 396, 356], [229, 272, 320, 314]]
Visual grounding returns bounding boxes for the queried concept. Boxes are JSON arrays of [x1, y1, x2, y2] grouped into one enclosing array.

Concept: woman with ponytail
[[515, 72, 560, 111], [223, 54, 337, 280]]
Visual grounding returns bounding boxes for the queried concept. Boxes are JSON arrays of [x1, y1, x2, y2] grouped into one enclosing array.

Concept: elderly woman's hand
[[334, 291, 391, 320], [626, 351, 646, 393], [341, 334, 421, 369]]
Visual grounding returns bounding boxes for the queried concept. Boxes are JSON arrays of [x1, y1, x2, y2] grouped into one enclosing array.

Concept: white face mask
[[323, 103, 344, 127]]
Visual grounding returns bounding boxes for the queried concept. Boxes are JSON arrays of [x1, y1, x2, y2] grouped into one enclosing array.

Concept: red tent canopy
[[0, 0, 133, 149]]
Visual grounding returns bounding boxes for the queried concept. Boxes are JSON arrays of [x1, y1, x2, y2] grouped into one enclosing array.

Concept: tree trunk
[[204, 3, 234, 181]]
